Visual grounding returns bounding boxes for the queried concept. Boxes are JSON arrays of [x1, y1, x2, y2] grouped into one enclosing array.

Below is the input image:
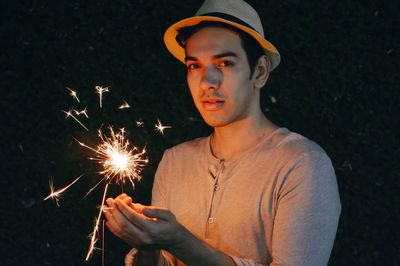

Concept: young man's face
[[185, 27, 259, 128]]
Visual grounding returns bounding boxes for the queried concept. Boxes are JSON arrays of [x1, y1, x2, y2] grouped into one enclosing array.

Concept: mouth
[[201, 98, 225, 111]]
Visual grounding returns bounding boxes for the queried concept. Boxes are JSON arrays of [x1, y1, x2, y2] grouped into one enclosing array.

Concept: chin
[[202, 116, 230, 128], [198, 108, 234, 128]]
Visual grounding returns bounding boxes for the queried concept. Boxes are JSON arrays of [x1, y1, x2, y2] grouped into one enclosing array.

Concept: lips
[[201, 98, 225, 111]]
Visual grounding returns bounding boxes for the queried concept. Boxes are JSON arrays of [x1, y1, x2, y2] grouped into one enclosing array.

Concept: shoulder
[[271, 130, 339, 199], [155, 136, 209, 182], [272, 129, 330, 162], [162, 136, 209, 160]]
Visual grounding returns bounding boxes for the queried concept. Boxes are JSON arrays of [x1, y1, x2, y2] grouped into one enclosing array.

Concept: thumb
[[143, 207, 173, 221]]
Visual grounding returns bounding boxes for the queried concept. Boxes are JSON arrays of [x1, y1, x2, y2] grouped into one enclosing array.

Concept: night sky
[[1, 0, 399, 265]]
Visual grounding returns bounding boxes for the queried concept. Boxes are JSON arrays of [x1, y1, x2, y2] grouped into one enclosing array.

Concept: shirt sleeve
[[229, 150, 341, 266], [269, 150, 341, 266], [151, 150, 170, 208]]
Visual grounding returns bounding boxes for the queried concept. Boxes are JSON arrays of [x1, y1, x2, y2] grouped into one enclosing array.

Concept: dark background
[[1, 0, 399, 265]]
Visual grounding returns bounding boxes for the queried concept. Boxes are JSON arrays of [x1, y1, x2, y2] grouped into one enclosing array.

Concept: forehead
[[185, 27, 245, 57]]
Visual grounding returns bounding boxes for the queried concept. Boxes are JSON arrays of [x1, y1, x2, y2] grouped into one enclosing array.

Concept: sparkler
[[155, 118, 171, 135], [48, 86, 164, 261], [75, 126, 148, 260], [95, 86, 109, 108], [67, 87, 80, 102], [118, 100, 130, 109]]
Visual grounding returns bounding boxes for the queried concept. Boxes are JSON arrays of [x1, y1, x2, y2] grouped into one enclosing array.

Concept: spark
[[154, 118, 171, 135], [136, 121, 144, 127], [95, 86, 109, 108], [118, 100, 130, 109], [44, 175, 84, 206], [66, 87, 80, 102], [62, 110, 89, 131], [74, 107, 89, 118]]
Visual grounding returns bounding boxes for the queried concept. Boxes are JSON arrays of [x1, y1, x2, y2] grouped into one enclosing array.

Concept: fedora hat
[[164, 0, 281, 71]]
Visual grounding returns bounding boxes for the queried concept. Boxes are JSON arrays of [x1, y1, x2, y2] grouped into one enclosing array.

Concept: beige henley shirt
[[126, 127, 341, 265]]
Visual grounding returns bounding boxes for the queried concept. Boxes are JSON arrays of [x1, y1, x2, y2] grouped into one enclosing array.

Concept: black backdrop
[[1, 0, 399, 265]]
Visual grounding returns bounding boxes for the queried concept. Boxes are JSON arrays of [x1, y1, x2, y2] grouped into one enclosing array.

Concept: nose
[[200, 65, 222, 91]]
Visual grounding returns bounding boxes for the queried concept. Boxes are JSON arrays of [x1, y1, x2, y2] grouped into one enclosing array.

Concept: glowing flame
[[76, 127, 148, 187]]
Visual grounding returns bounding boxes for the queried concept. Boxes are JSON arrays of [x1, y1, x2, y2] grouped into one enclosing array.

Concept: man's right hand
[[103, 193, 184, 250]]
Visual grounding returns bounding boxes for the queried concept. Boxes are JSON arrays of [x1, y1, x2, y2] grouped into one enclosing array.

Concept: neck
[[211, 112, 278, 161]]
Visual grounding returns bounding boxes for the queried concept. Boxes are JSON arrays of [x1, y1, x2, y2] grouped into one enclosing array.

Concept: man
[[104, 0, 341, 265]]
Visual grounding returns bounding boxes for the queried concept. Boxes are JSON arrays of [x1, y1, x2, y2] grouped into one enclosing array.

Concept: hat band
[[199, 12, 259, 34]]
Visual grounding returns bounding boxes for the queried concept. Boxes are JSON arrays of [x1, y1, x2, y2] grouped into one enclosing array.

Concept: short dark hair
[[176, 21, 264, 78]]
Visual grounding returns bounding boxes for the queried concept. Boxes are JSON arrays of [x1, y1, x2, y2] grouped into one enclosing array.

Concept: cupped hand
[[104, 194, 183, 249]]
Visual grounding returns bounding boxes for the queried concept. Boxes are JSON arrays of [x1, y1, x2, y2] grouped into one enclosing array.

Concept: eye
[[187, 63, 201, 70], [217, 60, 235, 68]]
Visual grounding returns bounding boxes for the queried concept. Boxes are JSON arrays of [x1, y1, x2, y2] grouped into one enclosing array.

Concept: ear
[[253, 55, 270, 90]]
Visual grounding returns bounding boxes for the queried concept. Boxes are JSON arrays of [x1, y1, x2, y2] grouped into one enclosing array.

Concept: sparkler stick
[[102, 219, 105, 266], [95, 86, 109, 108], [66, 87, 80, 102], [44, 175, 84, 206], [62, 110, 89, 131], [155, 118, 171, 135]]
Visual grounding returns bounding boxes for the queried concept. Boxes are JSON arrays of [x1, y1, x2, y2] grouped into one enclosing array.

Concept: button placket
[[205, 160, 224, 239]]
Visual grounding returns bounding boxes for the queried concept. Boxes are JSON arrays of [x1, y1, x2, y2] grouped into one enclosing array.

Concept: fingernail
[[106, 199, 113, 206]]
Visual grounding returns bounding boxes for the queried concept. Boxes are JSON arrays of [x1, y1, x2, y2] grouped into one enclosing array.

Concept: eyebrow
[[184, 52, 238, 62]]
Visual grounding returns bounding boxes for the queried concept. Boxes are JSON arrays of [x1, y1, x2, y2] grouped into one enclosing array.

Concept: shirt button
[[214, 184, 220, 191], [208, 217, 214, 224]]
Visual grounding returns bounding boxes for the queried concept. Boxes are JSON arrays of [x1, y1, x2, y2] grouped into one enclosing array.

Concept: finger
[[104, 199, 120, 228], [106, 197, 115, 207], [143, 207, 173, 221], [115, 199, 155, 229], [105, 217, 120, 237], [104, 201, 123, 237], [131, 203, 145, 214], [116, 193, 133, 205], [123, 196, 133, 205], [108, 200, 149, 241], [116, 193, 128, 200]]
